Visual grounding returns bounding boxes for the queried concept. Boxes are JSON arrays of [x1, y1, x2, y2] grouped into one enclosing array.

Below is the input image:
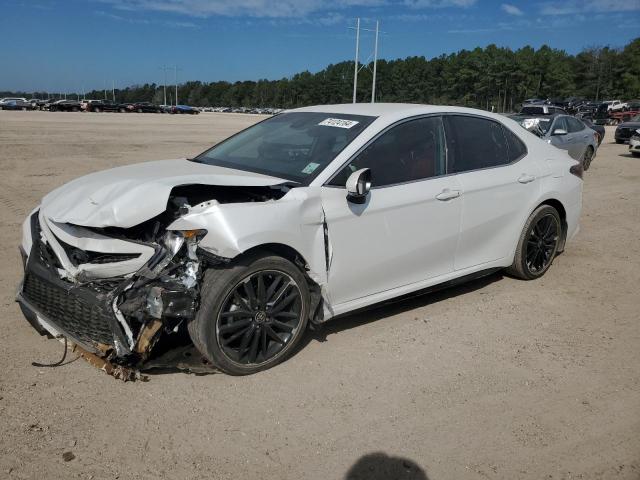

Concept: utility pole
[[112, 80, 115, 102], [352, 18, 360, 103], [174, 66, 179, 106], [371, 20, 379, 103], [159, 66, 169, 105]]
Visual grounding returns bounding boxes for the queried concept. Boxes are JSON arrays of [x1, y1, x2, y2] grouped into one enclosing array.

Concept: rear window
[[444, 115, 511, 173]]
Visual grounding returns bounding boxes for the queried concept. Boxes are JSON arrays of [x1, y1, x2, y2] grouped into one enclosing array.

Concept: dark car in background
[[170, 104, 200, 114], [520, 105, 567, 116], [124, 102, 162, 113], [82, 100, 124, 112], [48, 100, 82, 112], [615, 115, 640, 144]]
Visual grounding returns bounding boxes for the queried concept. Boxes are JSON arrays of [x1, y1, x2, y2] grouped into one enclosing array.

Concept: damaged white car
[[17, 104, 583, 375]]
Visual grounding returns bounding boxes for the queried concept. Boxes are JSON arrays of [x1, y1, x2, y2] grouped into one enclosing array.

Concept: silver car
[[512, 114, 598, 170]]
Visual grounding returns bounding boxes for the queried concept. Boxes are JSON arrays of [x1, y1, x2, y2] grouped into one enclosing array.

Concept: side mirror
[[345, 168, 371, 204], [552, 128, 568, 136]]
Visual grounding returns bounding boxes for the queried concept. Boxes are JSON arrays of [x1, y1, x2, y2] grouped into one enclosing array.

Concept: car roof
[[288, 103, 512, 123]]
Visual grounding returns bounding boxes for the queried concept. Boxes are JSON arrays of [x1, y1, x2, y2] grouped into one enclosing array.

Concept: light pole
[[371, 20, 379, 103], [352, 18, 360, 103]]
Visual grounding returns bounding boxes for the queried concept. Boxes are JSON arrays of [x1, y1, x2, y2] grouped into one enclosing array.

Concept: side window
[[503, 126, 527, 162], [444, 115, 510, 173], [567, 117, 584, 133], [329, 117, 446, 187]]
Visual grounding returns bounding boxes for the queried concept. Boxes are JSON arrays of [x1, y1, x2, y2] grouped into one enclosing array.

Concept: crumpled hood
[[41, 159, 287, 228]]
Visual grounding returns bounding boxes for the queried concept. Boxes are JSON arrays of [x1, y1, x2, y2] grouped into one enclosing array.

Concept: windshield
[[194, 112, 376, 183]]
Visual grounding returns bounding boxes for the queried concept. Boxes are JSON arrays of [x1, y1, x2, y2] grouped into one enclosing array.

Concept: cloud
[[98, 0, 385, 18], [94, 9, 198, 27], [404, 0, 476, 8], [501, 3, 523, 16], [540, 0, 640, 15]]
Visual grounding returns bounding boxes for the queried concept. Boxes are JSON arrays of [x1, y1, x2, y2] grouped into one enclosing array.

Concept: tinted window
[[195, 112, 376, 184], [445, 115, 509, 173], [329, 117, 446, 187], [521, 106, 544, 115], [503, 126, 527, 162], [567, 117, 585, 133]]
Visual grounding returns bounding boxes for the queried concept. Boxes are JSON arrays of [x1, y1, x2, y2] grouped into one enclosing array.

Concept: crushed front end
[[16, 207, 216, 378]]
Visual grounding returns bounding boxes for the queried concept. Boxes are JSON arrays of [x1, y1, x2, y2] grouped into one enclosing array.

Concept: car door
[[443, 114, 540, 270], [567, 117, 590, 158], [321, 116, 462, 307], [548, 116, 577, 157]]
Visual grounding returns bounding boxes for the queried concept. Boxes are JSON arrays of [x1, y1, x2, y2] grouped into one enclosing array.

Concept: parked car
[[603, 100, 627, 112], [519, 105, 567, 116], [125, 102, 162, 113], [82, 100, 123, 113], [48, 100, 81, 112], [171, 104, 200, 114], [581, 118, 605, 146], [29, 99, 49, 110], [522, 98, 547, 106], [0, 98, 33, 110], [17, 104, 583, 376], [511, 114, 598, 169], [628, 129, 640, 157], [614, 115, 640, 144]]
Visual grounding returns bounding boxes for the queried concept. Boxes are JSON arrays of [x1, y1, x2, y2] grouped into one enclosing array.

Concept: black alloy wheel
[[507, 205, 562, 280], [524, 213, 560, 275], [217, 270, 303, 366]]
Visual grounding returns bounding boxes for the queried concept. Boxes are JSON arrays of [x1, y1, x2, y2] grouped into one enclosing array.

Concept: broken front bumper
[[16, 211, 204, 367]]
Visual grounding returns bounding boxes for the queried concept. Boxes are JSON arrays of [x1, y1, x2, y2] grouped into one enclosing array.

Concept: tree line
[[4, 38, 638, 112]]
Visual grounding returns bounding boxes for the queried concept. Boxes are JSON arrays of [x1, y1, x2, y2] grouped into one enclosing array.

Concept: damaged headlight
[[162, 229, 207, 255]]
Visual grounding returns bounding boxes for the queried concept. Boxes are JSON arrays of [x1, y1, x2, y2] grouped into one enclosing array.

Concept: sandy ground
[[0, 111, 638, 480]]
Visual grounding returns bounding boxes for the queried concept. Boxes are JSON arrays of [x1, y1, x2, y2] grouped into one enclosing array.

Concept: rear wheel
[[507, 205, 562, 280], [188, 254, 310, 375], [616, 139, 625, 144], [582, 146, 594, 171]]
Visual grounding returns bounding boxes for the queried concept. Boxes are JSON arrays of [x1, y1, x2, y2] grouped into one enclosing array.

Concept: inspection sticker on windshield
[[302, 162, 320, 174], [318, 118, 359, 129]]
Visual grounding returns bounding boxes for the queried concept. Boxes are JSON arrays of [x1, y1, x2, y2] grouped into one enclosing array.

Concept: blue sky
[[2, 0, 639, 92]]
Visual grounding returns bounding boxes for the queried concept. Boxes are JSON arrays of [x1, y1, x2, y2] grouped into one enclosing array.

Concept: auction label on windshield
[[318, 118, 359, 129]]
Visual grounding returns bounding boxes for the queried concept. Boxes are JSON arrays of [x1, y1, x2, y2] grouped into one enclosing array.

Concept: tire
[[615, 139, 625, 144], [632, 152, 640, 157], [94, 107, 101, 113], [506, 205, 562, 280], [582, 146, 594, 171], [119, 108, 126, 113], [188, 253, 310, 375], [137, 108, 143, 113]]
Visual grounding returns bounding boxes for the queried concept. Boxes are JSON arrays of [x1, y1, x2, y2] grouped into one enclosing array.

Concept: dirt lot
[[0, 111, 638, 480]]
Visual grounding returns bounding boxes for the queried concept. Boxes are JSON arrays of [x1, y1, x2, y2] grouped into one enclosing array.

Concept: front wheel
[[507, 205, 562, 280], [188, 254, 310, 375]]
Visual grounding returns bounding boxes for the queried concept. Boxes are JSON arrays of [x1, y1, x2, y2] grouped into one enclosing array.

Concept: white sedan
[[18, 104, 583, 375]]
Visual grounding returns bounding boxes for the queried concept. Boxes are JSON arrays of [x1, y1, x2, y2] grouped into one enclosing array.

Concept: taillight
[[570, 162, 583, 179]]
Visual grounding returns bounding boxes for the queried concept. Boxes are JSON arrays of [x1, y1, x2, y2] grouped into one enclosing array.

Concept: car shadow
[[618, 152, 638, 158], [344, 452, 430, 480], [143, 271, 504, 377], [304, 270, 504, 347]]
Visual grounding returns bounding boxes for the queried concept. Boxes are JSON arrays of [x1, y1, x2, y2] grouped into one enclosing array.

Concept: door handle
[[518, 173, 536, 184], [435, 189, 461, 201]]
